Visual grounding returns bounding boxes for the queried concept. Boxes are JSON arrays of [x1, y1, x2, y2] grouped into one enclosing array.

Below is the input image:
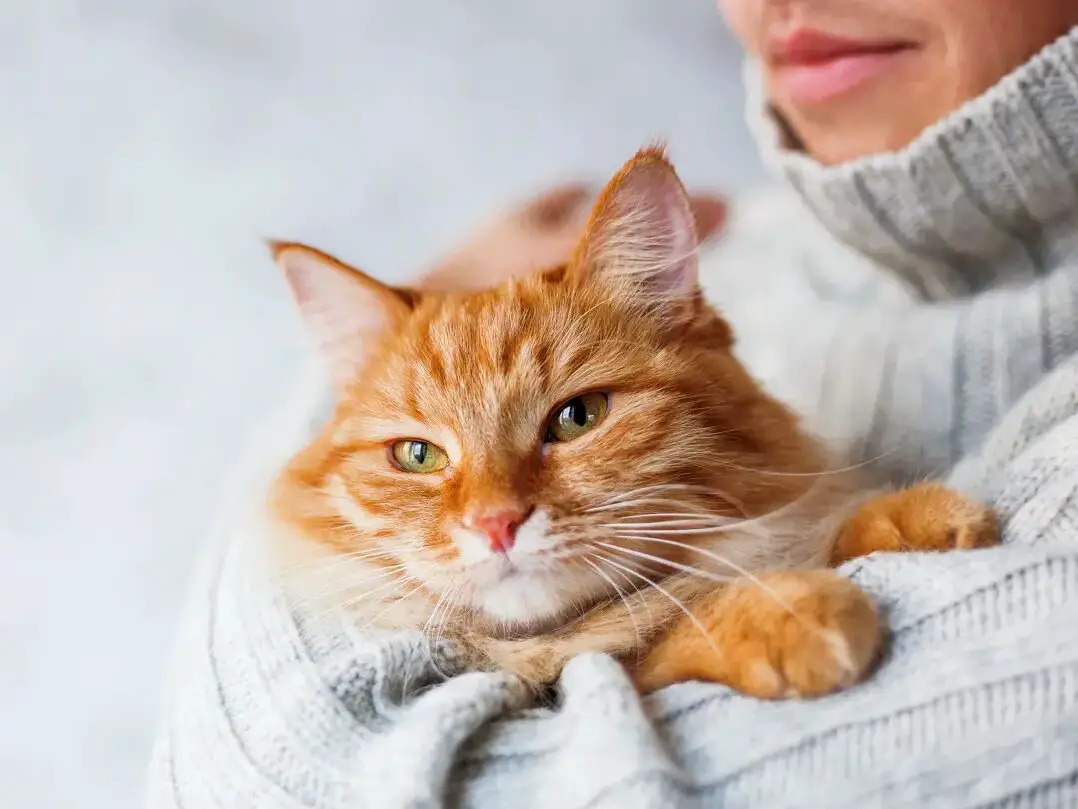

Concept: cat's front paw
[[634, 570, 882, 697], [832, 482, 999, 564], [716, 571, 882, 699]]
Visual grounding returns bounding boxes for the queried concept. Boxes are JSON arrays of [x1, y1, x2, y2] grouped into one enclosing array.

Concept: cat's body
[[269, 147, 997, 698]]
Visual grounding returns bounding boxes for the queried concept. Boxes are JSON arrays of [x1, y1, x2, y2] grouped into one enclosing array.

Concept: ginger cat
[[269, 146, 998, 699]]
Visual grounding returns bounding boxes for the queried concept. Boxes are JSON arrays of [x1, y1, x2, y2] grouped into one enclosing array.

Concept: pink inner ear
[[649, 174, 698, 296], [596, 160, 700, 301], [275, 245, 405, 388]]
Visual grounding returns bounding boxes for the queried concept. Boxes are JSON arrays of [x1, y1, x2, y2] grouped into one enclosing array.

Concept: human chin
[[770, 69, 936, 165], [450, 508, 609, 632]]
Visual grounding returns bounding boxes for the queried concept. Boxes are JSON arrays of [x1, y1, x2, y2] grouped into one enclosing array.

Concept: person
[[147, 2, 1078, 807]]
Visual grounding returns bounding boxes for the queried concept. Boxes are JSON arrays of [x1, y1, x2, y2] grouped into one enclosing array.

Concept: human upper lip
[[768, 27, 913, 66]]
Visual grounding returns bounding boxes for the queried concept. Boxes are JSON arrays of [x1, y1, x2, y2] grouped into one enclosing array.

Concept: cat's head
[[272, 147, 816, 635]]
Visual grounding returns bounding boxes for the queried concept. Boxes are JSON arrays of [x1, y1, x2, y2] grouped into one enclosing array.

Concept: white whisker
[[718, 449, 897, 478], [581, 556, 643, 662], [313, 575, 421, 622], [288, 564, 410, 611], [277, 547, 408, 576], [602, 511, 738, 524], [597, 553, 657, 637], [288, 560, 409, 587], [612, 535, 798, 618], [348, 579, 429, 630], [589, 483, 725, 508], [594, 552, 725, 666], [410, 579, 462, 689], [601, 522, 738, 536], [592, 540, 735, 585]]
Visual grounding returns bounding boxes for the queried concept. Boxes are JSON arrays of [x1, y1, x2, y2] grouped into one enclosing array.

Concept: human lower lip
[[770, 31, 914, 104]]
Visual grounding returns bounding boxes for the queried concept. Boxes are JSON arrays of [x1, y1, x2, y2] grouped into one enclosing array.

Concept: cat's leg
[[631, 485, 997, 696], [831, 482, 999, 565], [632, 570, 881, 698]]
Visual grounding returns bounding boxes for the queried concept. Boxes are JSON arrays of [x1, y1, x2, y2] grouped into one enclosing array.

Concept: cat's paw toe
[[725, 571, 881, 699], [835, 483, 999, 562], [913, 484, 999, 551], [943, 500, 999, 550]]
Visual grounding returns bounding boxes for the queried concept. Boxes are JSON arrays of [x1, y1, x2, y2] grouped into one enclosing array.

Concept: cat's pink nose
[[470, 507, 532, 554]]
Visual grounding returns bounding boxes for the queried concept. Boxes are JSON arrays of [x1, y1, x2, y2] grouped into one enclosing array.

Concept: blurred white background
[[0, 1, 761, 806]]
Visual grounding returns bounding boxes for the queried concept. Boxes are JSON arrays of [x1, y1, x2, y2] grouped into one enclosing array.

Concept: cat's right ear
[[568, 145, 700, 325], [271, 242, 414, 388]]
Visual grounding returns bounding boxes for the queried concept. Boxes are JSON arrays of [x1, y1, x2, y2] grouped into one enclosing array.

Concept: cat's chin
[[469, 604, 604, 640], [463, 565, 610, 638]]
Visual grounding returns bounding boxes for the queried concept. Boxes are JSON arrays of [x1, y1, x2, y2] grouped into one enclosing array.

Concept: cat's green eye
[[547, 392, 610, 442], [390, 440, 449, 473]]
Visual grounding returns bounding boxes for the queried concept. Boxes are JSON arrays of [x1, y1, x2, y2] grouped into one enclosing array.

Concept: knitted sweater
[[147, 28, 1078, 809]]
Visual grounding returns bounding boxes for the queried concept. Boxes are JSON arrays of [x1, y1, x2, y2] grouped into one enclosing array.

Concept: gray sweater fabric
[[147, 28, 1078, 809]]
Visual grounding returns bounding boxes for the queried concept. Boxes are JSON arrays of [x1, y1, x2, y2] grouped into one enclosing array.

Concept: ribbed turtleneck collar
[[746, 26, 1078, 301]]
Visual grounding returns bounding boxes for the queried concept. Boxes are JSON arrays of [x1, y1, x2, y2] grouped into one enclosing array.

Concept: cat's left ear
[[271, 242, 416, 388], [570, 145, 699, 322]]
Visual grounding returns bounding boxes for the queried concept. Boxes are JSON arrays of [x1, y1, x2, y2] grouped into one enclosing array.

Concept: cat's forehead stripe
[[354, 283, 679, 454]]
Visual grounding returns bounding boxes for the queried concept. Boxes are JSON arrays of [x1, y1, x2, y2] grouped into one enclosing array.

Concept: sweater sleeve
[[146, 361, 1078, 809]]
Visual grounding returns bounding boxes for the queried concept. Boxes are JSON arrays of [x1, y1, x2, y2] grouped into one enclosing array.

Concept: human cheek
[[717, 0, 765, 57]]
